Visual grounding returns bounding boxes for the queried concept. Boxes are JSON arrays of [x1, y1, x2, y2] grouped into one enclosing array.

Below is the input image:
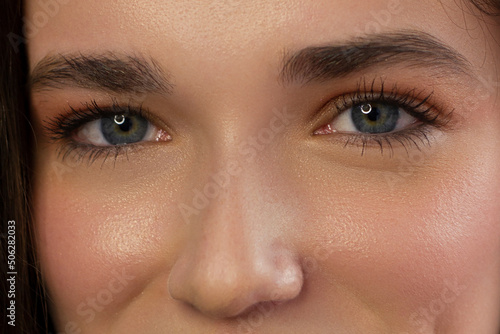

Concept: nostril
[[168, 257, 304, 320], [168, 261, 256, 318], [195, 294, 257, 319], [225, 300, 280, 325], [167, 231, 304, 319]]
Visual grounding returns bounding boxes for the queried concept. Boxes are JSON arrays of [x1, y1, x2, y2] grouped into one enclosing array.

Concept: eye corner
[[313, 123, 336, 136]]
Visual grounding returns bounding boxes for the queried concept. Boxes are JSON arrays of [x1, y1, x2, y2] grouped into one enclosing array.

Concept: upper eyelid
[[321, 80, 452, 128], [43, 101, 150, 141], [333, 91, 434, 117]]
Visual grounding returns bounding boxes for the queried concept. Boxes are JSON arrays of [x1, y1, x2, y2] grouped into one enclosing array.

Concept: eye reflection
[[351, 103, 400, 133], [100, 114, 150, 145], [75, 113, 167, 146], [317, 101, 419, 135]]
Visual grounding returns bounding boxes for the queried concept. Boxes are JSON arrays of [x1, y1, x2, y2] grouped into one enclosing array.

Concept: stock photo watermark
[[5, 220, 17, 327], [52, 267, 136, 334], [8, 0, 72, 53], [400, 277, 468, 334], [352, 0, 403, 35], [231, 243, 335, 334]]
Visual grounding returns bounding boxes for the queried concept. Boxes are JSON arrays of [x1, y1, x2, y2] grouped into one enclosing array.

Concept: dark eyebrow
[[279, 30, 474, 85], [30, 53, 172, 94]]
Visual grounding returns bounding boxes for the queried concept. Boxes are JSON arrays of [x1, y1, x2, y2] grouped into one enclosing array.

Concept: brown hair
[[1, 1, 50, 333], [469, 0, 500, 14]]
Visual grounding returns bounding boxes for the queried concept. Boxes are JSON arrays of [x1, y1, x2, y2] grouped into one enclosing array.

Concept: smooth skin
[[28, 0, 500, 333]]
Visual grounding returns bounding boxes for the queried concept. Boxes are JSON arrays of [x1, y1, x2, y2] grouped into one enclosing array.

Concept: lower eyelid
[[330, 125, 435, 156]]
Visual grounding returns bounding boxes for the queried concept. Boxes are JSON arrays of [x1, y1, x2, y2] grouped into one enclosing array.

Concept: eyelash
[[44, 100, 149, 165], [44, 79, 451, 165], [318, 78, 452, 156]]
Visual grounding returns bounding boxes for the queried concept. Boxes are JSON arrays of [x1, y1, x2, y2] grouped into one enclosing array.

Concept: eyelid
[[74, 118, 171, 146], [315, 104, 420, 135], [313, 78, 452, 133], [308, 78, 454, 156], [44, 99, 172, 142], [42, 99, 173, 165]]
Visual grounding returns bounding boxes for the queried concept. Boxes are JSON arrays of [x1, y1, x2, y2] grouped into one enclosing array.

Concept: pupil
[[366, 108, 380, 122], [116, 117, 133, 132]]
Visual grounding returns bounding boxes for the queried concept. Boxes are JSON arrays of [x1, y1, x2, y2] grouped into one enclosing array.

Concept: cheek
[[33, 150, 187, 328], [285, 131, 500, 323], [35, 185, 154, 326]]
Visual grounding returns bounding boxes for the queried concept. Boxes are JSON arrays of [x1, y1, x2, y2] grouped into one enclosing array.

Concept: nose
[[168, 183, 304, 318]]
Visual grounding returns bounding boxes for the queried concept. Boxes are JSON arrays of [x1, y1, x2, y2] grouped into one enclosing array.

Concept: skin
[[27, 0, 500, 333]]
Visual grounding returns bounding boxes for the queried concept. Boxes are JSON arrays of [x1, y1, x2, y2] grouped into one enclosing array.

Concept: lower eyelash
[[56, 141, 132, 167], [336, 125, 434, 157], [44, 100, 151, 166], [315, 78, 451, 156]]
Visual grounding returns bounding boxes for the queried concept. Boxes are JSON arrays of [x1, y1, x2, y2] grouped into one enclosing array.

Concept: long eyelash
[[334, 78, 452, 127], [44, 99, 146, 141], [329, 78, 452, 156], [44, 99, 145, 165], [341, 127, 432, 157]]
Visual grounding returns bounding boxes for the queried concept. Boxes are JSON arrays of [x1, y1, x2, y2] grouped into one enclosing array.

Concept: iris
[[100, 114, 149, 145], [350, 103, 399, 134]]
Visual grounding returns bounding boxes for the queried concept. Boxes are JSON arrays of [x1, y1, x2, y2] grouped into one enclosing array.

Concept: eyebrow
[[279, 30, 474, 85], [30, 53, 172, 94]]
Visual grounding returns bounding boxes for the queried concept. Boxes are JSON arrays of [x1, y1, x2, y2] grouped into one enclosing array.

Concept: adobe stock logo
[[353, 0, 403, 35], [8, 0, 72, 53], [398, 277, 467, 334], [54, 268, 135, 334]]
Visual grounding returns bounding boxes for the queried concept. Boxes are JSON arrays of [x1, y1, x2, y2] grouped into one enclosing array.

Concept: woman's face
[[28, 0, 500, 333]]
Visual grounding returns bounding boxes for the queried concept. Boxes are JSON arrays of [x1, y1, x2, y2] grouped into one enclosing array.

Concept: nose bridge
[[184, 101, 283, 226], [193, 169, 258, 273], [168, 156, 304, 318]]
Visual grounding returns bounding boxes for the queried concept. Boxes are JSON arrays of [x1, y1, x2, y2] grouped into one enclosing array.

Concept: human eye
[[313, 79, 451, 155], [321, 102, 419, 134], [44, 100, 172, 164]]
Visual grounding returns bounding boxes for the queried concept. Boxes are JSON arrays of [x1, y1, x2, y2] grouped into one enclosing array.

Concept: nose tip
[[168, 245, 304, 319]]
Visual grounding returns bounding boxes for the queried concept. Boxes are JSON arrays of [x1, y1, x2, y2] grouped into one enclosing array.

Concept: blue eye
[[350, 103, 400, 133], [100, 114, 150, 145], [75, 113, 171, 146], [45, 101, 173, 164], [310, 82, 446, 155], [319, 101, 419, 135]]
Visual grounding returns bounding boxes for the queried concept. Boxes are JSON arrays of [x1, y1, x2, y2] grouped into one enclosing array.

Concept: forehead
[[25, 0, 489, 68]]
